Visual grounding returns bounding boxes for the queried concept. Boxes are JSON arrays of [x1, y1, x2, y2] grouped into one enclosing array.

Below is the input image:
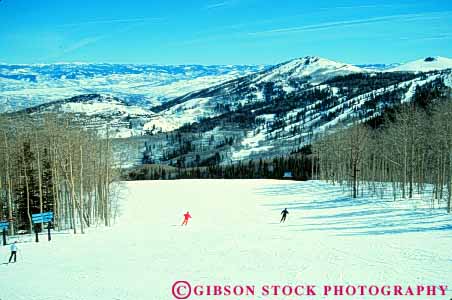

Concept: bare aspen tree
[[0, 113, 117, 233], [79, 143, 85, 234], [3, 131, 14, 234], [311, 95, 452, 213]]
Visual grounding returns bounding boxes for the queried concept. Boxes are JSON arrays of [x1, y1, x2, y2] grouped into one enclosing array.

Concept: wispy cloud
[[205, 2, 229, 9], [62, 35, 107, 54], [58, 17, 165, 28], [55, 17, 164, 56], [421, 35, 452, 41], [320, 4, 396, 10], [400, 34, 452, 41], [247, 12, 452, 36], [203, 0, 239, 10], [59, 21, 147, 55]]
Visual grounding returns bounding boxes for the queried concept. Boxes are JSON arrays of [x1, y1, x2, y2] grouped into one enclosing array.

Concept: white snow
[[143, 97, 219, 132], [1, 179, 450, 300], [0, 64, 261, 113], [389, 57, 452, 72], [231, 130, 273, 161], [257, 56, 366, 84], [60, 101, 153, 117], [255, 114, 276, 122], [142, 114, 182, 132], [231, 145, 274, 161]]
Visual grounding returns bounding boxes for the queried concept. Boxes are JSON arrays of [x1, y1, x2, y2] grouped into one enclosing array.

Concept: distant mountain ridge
[[136, 56, 451, 166], [356, 63, 401, 70], [2, 56, 452, 167], [144, 56, 452, 133], [2, 56, 451, 114], [0, 63, 264, 113]]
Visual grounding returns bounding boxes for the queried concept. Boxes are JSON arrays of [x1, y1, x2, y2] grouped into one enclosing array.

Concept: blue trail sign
[[31, 212, 54, 242], [0, 221, 8, 245], [0, 221, 8, 230], [32, 212, 54, 224]]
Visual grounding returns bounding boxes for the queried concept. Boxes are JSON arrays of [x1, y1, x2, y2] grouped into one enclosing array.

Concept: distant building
[[283, 171, 293, 178]]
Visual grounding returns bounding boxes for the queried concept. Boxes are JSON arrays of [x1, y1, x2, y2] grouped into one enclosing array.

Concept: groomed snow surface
[[1, 180, 451, 300]]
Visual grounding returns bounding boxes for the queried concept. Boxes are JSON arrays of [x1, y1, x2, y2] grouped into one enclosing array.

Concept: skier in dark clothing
[[8, 241, 18, 263], [280, 208, 289, 223]]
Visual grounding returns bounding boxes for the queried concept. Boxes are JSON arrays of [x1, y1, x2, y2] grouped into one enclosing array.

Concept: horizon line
[[0, 55, 450, 67]]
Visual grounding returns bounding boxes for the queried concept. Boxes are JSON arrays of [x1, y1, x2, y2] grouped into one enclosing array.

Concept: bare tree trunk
[[4, 132, 14, 235], [69, 153, 77, 234], [448, 151, 452, 213], [409, 143, 414, 198], [352, 159, 357, 199], [21, 148, 33, 233], [35, 133, 44, 215], [79, 144, 85, 234], [440, 151, 447, 203], [403, 142, 407, 199], [104, 131, 110, 226]]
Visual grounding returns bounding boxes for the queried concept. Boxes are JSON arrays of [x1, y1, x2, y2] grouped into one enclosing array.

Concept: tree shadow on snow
[[258, 182, 452, 235]]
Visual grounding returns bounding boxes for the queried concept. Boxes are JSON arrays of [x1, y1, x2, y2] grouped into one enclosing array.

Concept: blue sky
[[0, 0, 451, 65]]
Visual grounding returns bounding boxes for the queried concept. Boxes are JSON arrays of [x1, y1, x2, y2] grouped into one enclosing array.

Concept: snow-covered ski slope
[[1, 180, 451, 300]]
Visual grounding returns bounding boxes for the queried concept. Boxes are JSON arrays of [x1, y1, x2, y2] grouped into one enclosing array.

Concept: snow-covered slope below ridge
[[144, 56, 368, 131], [19, 94, 156, 139], [26, 94, 153, 117], [140, 61, 452, 165], [145, 56, 452, 135], [390, 56, 452, 72]]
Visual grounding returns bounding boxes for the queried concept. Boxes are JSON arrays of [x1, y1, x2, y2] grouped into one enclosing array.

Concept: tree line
[[311, 97, 452, 213], [0, 113, 117, 235], [126, 154, 311, 181]]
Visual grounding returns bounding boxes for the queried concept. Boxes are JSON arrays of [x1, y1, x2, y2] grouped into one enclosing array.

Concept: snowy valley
[[0, 63, 263, 112]]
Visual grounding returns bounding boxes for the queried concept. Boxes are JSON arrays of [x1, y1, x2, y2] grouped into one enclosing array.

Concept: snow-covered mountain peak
[[389, 56, 452, 72], [260, 56, 365, 83]]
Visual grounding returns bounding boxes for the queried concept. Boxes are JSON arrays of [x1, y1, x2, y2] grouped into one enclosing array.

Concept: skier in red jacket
[[181, 211, 191, 226]]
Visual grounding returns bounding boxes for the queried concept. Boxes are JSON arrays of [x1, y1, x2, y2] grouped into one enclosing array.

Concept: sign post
[[0, 221, 8, 246], [32, 212, 54, 242], [47, 221, 52, 241], [35, 224, 39, 243]]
